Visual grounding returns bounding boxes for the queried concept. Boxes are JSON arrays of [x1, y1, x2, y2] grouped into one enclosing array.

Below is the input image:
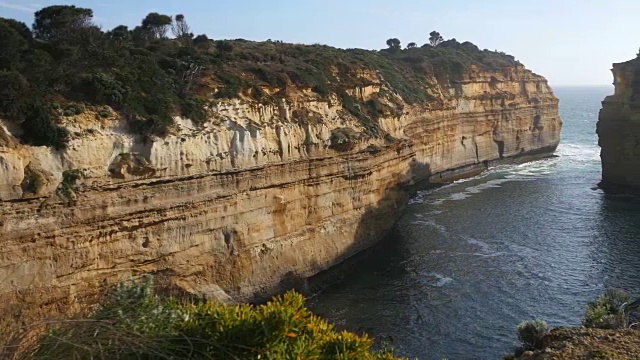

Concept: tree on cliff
[[407, 42, 417, 49], [32, 5, 93, 40], [429, 31, 444, 46], [171, 14, 192, 43], [386, 38, 401, 51], [107, 25, 131, 43], [141, 12, 172, 39]]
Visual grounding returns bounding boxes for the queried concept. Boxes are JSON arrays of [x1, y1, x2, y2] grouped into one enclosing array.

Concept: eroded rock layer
[[598, 58, 640, 192], [0, 65, 561, 317]]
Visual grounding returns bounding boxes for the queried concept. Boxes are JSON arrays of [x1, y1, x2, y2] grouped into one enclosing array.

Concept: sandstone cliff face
[[0, 65, 561, 316], [598, 58, 640, 192]]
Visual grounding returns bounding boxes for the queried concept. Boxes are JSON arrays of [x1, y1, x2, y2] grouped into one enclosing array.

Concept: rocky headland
[[598, 57, 640, 192], [0, 9, 561, 323]]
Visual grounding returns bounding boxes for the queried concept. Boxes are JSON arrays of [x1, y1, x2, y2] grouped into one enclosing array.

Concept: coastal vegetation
[[0, 5, 521, 148], [1, 277, 404, 360], [511, 289, 640, 358]]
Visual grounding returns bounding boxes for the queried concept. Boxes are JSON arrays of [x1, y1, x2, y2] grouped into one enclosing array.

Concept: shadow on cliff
[[279, 158, 435, 300]]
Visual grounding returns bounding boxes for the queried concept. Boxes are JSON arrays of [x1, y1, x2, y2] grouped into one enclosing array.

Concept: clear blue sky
[[1, 0, 638, 86]]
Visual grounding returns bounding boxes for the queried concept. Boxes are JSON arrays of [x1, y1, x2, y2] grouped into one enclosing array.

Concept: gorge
[[0, 10, 562, 324]]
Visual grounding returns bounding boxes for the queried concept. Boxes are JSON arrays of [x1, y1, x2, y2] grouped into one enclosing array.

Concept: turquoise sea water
[[309, 86, 640, 359]]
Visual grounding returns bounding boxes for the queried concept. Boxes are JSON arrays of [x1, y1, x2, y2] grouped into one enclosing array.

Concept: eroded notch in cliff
[[492, 128, 505, 160], [494, 140, 505, 159]]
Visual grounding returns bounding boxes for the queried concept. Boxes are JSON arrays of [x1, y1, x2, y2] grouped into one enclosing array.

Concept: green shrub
[[28, 277, 404, 360], [128, 114, 173, 138], [21, 104, 69, 149], [64, 103, 85, 115], [0, 70, 30, 119], [180, 97, 208, 124], [98, 109, 110, 118], [517, 319, 548, 350], [56, 168, 83, 202], [584, 289, 631, 329], [215, 72, 245, 99]]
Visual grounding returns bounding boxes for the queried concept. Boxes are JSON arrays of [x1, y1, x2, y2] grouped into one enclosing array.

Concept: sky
[[1, 0, 638, 86]]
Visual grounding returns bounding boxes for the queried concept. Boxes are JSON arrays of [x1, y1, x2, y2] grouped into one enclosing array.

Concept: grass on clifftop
[[0, 5, 521, 148], [2, 276, 404, 360]]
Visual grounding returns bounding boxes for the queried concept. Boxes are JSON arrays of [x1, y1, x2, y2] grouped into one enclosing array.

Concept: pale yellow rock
[[0, 64, 561, 320]]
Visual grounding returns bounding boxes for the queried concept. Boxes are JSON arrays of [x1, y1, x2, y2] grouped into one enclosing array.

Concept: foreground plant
[[516, 319, 549, 350], [584, 288, 632, 330], [11, 276, 403, 360]]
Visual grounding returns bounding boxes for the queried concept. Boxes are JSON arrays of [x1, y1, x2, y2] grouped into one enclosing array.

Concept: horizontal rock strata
[[0, 65, 561, 319]]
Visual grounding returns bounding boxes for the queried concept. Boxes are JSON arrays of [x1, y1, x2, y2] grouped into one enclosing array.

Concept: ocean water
[[309, 86, 640, 359]]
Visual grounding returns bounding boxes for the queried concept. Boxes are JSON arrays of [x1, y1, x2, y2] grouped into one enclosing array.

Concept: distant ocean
[[309, 86, 640, 359]]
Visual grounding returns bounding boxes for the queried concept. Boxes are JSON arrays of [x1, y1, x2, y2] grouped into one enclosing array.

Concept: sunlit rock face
[[598, 58, 640, 192], [0, 64, 561, 319]]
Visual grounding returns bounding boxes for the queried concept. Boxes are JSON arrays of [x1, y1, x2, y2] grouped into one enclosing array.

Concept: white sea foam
[[409, 142, 599, 206], [424, 272, 454, 287], [555, 143, 600, 164], [410, 218, 448, 234]]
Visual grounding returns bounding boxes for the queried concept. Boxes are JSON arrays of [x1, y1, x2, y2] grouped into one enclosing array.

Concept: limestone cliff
[[598, 58, 640, 192], [0, 61, 561, 319]]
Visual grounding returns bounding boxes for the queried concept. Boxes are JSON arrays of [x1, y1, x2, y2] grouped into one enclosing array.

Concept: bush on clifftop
[[13, 276, 403, 360], [584, 289, 632, 329], [0, 5, 521, 148]]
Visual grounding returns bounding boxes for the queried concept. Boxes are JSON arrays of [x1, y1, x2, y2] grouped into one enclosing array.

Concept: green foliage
[[21, 104, 69, 149], [0, 21, 28, 70], [141, 12, 172, 39], [216, 72, 245, 98], [0, 70, 30, 118], [584, 289, 632, 329], [215, 40, 234, 53], [30, 277, 404, 360], [180, 97, 208, 124], [56, 168, 83, 201], [33, 5, 94, 40], [192, 34, 210, 48], [386, 38, 401, 51], [429, 31, 444, 46], [64, 103, 85, 115], [0, 5, 522, 149], [517, 319, 548, 350]]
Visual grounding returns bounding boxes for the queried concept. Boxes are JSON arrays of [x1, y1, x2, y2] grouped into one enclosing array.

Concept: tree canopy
[[33, 5, 93, 40], [141, 12, 172, 39], [429, 31, 444, 46], [386, 38, 401, 50]]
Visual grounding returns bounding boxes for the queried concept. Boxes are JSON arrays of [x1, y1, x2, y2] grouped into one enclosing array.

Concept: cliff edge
[[598, 57, 640, 192], [0, 8, 561, 321]]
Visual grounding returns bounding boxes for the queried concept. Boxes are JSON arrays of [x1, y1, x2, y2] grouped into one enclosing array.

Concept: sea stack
[[598, 57, 640, 192]]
